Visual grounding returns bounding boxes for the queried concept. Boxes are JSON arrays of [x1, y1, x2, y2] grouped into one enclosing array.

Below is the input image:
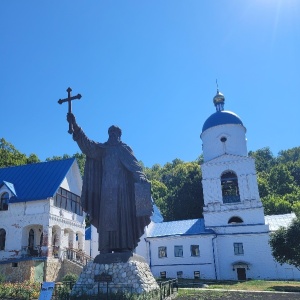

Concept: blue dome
[[202, 110, 243, 132]]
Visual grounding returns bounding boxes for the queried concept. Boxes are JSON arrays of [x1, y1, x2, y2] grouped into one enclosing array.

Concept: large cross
[[58, 87, 82, 134]]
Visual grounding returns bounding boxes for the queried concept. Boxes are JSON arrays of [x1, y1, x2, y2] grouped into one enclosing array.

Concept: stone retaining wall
[[0, 260, 35, 282], [0, 258, 83, 283]]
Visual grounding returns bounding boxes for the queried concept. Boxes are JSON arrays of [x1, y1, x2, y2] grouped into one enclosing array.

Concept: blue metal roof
[[151, 197, 164, 223], [148, 218, 214, 238], [0, 158, 76, 202], [1, 181, 17, 196], [202, 110, 244, 132]]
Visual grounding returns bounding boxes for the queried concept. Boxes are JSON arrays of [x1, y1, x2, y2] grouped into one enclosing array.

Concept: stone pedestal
[[71, 253, 159, 297]]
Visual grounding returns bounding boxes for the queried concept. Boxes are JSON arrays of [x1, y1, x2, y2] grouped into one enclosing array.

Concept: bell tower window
[[221, 171, 240, 203]]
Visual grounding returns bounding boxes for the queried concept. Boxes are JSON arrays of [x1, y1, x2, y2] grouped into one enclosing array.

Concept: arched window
[[0, 228, 6, 250], [221, 171, 240, 203], [228, 216, 243, 224], [0, 192, 9, 211]]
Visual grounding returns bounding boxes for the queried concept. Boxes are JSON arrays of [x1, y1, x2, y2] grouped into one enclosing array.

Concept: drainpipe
[[212, 234, 218, 280]]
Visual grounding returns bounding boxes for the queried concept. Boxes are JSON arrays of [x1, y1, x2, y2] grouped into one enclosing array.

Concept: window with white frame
[[191, 245, 200, 256], [158, 246, 167, 258], [234, 243, 244, 255], [174, 245, 183, 257]]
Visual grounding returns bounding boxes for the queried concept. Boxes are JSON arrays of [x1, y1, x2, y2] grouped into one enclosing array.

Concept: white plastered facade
[[0, 161, 85, 262]]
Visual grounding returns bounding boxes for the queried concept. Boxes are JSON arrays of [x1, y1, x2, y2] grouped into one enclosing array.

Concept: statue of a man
[[67, 113, 152, 254]]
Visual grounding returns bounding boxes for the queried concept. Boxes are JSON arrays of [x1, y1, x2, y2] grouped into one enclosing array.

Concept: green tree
[[257, 173, 270, 198], [277, 147, 300, 164], [0, 138, 39, 167], [287, 161, 300, 186], [158, 161, 203, 221], [262, 195, 292, 215], [73, 152, 86, 176], [46, 154, 71, 161], [46, 153, 86, 176], [268, 164, 297, 196], [27, 153, 40, 164], [249, 147, 275, 173], [269, 217, 300, 270]]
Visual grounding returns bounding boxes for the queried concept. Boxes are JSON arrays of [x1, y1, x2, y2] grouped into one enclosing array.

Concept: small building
[[0, 158, 87, 282]]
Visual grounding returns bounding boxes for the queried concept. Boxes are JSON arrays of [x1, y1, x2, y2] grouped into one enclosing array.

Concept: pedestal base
[[71, 253, 159, 297]]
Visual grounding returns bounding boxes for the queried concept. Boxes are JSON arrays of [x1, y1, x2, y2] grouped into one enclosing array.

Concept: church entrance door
[[237, 268, 246, 280]]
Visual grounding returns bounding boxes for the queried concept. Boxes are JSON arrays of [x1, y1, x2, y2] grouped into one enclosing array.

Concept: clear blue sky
[[1, 0, 299, 167]]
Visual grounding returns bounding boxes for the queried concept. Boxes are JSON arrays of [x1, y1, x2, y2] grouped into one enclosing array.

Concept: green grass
[[177, 279, 300, 292]]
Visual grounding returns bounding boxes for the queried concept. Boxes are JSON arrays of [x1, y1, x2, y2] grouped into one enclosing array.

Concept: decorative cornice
[[49, 214, 85, 229]]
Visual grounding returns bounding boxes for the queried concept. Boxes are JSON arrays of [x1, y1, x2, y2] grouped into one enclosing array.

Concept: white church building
[[133, 89, 300, 281], [1, 89, 299, 283]]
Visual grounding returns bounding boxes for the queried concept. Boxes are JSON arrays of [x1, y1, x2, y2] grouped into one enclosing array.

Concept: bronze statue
[[67, 113, 152, 254]]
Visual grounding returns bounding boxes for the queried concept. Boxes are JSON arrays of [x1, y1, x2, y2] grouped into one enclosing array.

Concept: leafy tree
[[287, 161, 300, 186], [269, 217, 300, 270], [249, 147, 275, 173], [46, 153, 86, 176], [46, 154, 71, 161], [277, 147, 300, 164], [0, 138, 39, 167], [268, 164, 297, 196], [73, 152, 86, 176], [146, 160, 203, 221], [292, 202, 300, 218], [257, 173, 269, 198], [262, 195, 292, 215], [27, 153, 40, 164]]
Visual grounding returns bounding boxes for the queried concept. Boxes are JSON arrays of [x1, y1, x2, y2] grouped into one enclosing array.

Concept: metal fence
[[52, 279, 178, 300]]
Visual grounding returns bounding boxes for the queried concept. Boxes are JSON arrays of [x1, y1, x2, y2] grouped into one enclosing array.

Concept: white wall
[[201, 124, 247, 162], [147, 235, 216, 279], [215, 232, 300, 280], [84, 225, 99, 258]]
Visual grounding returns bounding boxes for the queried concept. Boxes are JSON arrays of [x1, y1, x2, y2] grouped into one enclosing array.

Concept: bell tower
[[200, 89, 265, 229]]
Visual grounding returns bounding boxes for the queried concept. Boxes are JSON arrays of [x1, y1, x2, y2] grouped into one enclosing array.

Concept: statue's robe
[[73, 128, 151, 252]]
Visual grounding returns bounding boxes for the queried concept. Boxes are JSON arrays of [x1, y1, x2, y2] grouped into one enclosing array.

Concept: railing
[[51, 279, 177, 300], [223, 195, 241, 204], [63, 248, 92, 266], [21, 246, 41, 257], [158, 279, 178, 300]]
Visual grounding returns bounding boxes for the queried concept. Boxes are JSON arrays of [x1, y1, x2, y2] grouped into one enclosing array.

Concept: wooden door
[[237, 268, 246, 280]]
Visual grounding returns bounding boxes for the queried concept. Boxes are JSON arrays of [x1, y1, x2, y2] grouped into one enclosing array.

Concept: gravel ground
[[176, 290, 300, 300]]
